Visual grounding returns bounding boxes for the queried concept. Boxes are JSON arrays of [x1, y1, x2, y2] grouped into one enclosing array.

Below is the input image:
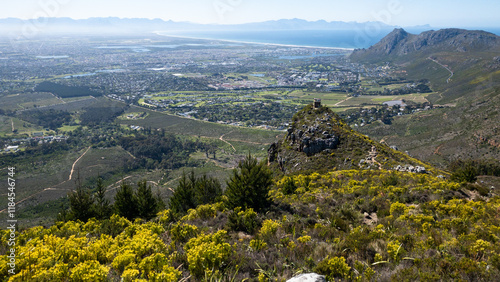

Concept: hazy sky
[[3, 0, 500, 28]]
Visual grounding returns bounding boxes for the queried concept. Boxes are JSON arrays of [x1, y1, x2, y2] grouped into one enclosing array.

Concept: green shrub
[[315, 256, 351, 280], [227, 207, 261, 234]]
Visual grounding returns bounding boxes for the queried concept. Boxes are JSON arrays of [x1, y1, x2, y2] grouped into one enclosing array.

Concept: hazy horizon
[[2, 0, 499, 29]]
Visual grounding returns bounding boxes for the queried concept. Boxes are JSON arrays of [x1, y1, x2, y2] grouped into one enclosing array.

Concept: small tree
[[68, 183, 95, 222], [169, 171, 222, 215], [94, 177, 112, 220], [114, 181, 138, 220], [136, 180, 158, 220], [169, 171, 196, 215], [451, 162, 478, 183], [194, 174, 222, 206], [224, 154, 273, 212]]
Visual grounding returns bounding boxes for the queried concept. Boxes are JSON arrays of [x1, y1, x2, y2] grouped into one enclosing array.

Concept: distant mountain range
[[0, 17, 432, 35]]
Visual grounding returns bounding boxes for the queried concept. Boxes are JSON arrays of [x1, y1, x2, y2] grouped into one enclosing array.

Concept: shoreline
[[153, 31, 355, 51]]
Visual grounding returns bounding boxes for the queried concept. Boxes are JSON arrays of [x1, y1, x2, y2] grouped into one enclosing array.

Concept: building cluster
[[3, 134, 68, 153]]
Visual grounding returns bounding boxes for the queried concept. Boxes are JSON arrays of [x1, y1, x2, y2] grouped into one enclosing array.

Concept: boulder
[[286, 273, 326, 282], [303, 137, 339, 155]]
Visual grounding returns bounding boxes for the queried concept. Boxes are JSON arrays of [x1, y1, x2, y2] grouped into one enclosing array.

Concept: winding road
[[427, 57, 454, 83]]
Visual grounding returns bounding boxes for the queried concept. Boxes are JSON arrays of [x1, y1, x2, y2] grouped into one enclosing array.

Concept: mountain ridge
[[350, 27, 500, 62], [0, 17, 424, 35], [349, 27, 500, 167]]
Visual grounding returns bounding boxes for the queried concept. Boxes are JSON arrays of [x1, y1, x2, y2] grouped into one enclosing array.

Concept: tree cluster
[[119, 132, 202, 170], [35, 81, 102, 98], [168, 171, 223, 215], [64, 177, 163, 222], [169, 154, 273, 216], [449, 158, 500, 182], [19, 109, 72, 130], [79, 106, 126, 126]]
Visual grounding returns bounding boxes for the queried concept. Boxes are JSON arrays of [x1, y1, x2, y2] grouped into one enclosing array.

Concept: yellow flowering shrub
[[315, 256, 351, 280], [112, 249, 136, 272], [121, 268, 140, 282], [69, 260, 109, 282], [297, 235, 312, 244], [249, 239, 268, 251], [138, 253, 169, 278], [31, 262, 69, 281], [184, 230, 232, 278], [149, 265, 182, 282], [183, 203, 219, 220], [259, 219, 281, 240], [387, 240, 403, 261], [156, 209, 173, 226], [170, 222, 199, 243]]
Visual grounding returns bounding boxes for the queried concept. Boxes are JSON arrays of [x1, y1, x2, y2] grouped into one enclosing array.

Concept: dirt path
[[220, 131, 236, 152], [366, 146, 382, 169], [105, 176, 133, 193], [427, 57, 454, 83], [0, 146, 95, 214], [68, 146, 91, 181], [0, 187, 72, 214], [334, 96, 352, 106]]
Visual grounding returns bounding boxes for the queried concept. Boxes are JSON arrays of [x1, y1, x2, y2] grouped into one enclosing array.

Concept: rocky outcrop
[[267, 104, 440, 175], [395, 165, 427, 174], [286, 273, 326, 282], [301, 137, 339, 155], [285, 115, 340, 156]]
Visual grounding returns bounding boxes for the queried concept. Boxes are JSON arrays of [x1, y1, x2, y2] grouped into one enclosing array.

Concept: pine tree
[[114, 181, 138, 220], [155, 189, 166, 211], [169, 171, 196, 215], [94, 177, 112, 220], [136, 180, 158, 220], [68, 175, 95, 222], [194, 174, 222, 205], [224, 154, 273, 212]]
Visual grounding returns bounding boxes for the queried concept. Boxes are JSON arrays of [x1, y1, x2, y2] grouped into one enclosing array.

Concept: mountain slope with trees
[[3, 104, 499, 281], [350, 28, 500, 167]]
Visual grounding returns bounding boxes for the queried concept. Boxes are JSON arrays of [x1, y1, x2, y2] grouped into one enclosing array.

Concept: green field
[[0, 115, 44, 137], [337, 93, 430, 106], [120, 106, 282, 144], [0, 92, 64, 111]]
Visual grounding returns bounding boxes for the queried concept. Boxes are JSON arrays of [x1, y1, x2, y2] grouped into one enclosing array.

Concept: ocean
[[159, 27, 500, 49], [159, 29, 396, 49]]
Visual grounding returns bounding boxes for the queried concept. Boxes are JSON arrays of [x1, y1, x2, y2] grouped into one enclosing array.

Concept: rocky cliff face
[[350, 28, 500, 61]]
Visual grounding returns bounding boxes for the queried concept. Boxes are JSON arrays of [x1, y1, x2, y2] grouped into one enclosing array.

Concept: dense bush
[[18, 109, 71, 130], [35, 81, 102, 98], [169, 171, 222, 215], [2, 169, 500, 281], [224, 154, 273, 212]]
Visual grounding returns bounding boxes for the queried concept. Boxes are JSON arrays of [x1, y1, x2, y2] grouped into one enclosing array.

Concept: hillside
[[267, 103, 438, 175], [1, 104, 500, 281], [350, 28, 500, 166]]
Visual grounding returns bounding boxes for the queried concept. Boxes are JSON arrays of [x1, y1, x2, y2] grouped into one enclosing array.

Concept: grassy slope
[[3, 169, 500, 281], [355, 49, 500, 167], [120, 105, 282, 145]]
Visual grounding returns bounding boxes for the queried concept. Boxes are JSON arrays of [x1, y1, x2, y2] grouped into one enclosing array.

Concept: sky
[[2, 0, 500, 28]]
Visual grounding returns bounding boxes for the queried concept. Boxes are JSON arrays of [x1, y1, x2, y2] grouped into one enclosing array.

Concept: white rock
[[286, 273, 326, 282]]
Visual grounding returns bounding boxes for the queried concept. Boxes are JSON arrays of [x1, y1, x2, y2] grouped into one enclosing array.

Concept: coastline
[[153, 31, 355, 51]]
